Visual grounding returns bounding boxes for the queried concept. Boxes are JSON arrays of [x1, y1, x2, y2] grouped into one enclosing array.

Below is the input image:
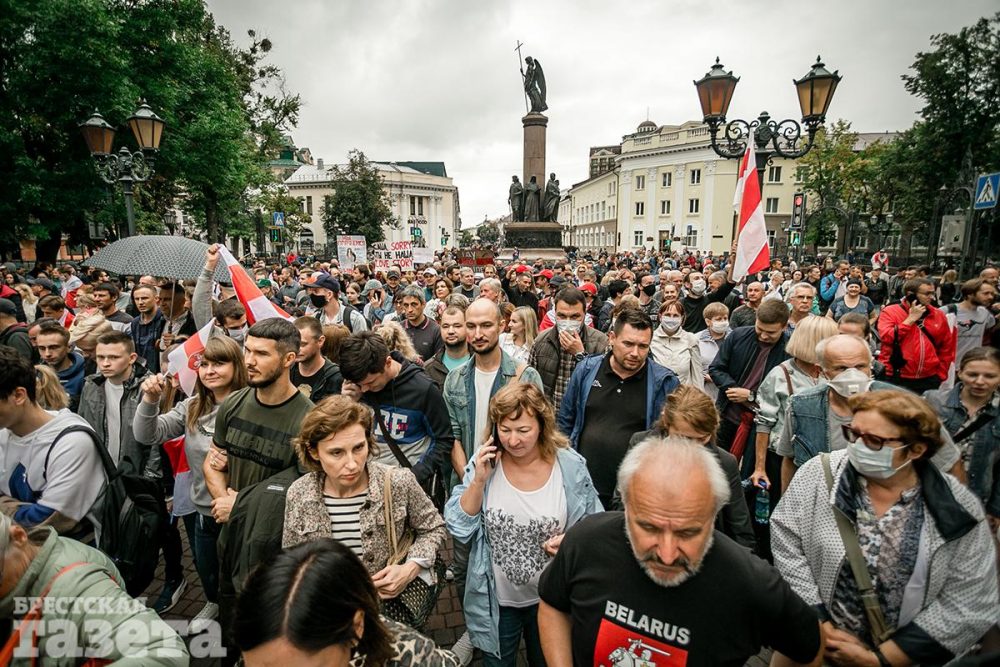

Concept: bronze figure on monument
[[522, 56, 548, 113], [508, 175, 524, 221], [522, 176, 541, 221], [543, 172, 560, 222]]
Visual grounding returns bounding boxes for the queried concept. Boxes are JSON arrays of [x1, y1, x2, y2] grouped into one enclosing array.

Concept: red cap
[[514, 265, 532, 274], [534, 269, 554, 279], [580, 282, 598, 296]]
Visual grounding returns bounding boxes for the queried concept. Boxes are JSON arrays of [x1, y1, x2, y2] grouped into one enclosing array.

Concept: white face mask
[[826, 367, 872, 398], [847, 439, 911, 479], [709, 320, 729, 334], [660, 317, 682, 333], [556, 318, 581, 335], [690, 279, 706, 295], [227, 325, 248, 344]]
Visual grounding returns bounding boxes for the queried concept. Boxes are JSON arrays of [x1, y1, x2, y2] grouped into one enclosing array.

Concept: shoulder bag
[[379, 470, 447, 631], [821, 454, 892, 645]]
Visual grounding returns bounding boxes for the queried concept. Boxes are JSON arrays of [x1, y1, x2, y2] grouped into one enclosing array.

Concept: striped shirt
[[322, 493, 367, 557]]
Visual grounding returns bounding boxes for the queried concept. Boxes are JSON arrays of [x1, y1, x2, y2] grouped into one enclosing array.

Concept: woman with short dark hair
[[235, 539, 459, 666]]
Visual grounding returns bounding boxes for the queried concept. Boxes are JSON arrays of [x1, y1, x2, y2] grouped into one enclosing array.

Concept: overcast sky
[[206, 0, 995, 230]]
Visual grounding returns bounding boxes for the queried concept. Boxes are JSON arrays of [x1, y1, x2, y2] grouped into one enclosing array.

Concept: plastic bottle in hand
[[753, 480, 770, 525]]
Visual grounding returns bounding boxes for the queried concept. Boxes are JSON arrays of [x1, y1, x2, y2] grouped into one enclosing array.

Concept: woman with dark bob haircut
[[234, 538, 459, 666]]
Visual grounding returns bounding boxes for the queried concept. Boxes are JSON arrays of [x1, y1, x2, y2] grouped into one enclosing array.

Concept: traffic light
[[791, 231, 802, 246], [790, 192, 806, 230], [269, 227, 281, 243]]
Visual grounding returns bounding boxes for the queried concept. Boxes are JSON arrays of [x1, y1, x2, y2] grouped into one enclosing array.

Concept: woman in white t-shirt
[[445, 383, 602, 665], [498, 306, 537, 365]]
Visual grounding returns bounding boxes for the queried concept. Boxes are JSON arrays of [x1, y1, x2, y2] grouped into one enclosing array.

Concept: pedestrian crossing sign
[[974, 172, 999, 210]]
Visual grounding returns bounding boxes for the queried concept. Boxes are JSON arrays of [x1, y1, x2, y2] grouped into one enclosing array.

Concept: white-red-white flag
[[217, 246, 292, 325], [166, 320, 216, 395], [731, 142, 770, 282]]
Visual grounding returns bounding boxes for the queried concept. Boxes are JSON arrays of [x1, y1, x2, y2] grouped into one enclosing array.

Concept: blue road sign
[[974, 172, 999, 210], [272, 211, 286, 227]]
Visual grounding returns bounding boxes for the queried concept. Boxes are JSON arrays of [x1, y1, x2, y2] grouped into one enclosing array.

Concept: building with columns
[[284, 160, 461, 253], [566, 120, 807, 256]]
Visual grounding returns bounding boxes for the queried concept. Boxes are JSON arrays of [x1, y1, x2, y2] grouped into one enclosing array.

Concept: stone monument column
[[522, 112, 548, 187]]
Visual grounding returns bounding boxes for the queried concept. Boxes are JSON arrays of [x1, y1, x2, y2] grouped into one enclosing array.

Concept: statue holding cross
[[515, 41, 548, 113]]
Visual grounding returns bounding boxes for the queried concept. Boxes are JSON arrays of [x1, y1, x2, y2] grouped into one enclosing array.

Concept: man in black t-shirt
[[291, 316, 342, 402], [538, 436, 822, 667]]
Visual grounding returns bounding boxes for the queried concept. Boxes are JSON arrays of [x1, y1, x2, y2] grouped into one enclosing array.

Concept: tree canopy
[[321, 150, 399, 244]]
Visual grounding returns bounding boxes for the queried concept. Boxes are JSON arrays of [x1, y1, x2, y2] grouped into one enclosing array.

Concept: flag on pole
[[166, 320, 216, 395], [731, 142, 770, 282], [217, 246, 292, 325]]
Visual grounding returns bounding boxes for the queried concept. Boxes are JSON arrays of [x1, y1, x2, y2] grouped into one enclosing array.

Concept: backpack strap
[[821, 454, 892, 645], [779, 362, 793, 396], [43, 425, 114, 484]]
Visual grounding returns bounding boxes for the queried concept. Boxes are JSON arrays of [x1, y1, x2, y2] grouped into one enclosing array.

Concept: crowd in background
[[0, 243, 998, 666]]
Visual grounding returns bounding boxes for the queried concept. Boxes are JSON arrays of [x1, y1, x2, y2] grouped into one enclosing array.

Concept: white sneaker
[[451, 630, 474, 666], [188, 602, 219, 635]]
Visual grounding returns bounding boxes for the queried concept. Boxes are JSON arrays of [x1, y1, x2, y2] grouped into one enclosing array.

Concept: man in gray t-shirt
[[947, 278, 996, 366]]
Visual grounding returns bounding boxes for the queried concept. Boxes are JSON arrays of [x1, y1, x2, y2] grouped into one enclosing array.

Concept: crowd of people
[[0, 246, 998, 666]]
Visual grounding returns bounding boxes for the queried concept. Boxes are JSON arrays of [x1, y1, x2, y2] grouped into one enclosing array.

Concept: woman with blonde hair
[[14, 283, 37, 323], [68, 315, 111, 375], [499, 306, 537, 365], [282, 395, 446, 624], [321, 323, 350, 365], [133, 335, 248, 630], [749, 314, 838, 554], [446, 382, 602, 665], [34, 364, 69, 410], [376, 320, 421, 363]]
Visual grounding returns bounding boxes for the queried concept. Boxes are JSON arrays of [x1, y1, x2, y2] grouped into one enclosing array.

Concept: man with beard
[[204, 318, 313, 524], [424, 305, 471, 389], [537, 437, 823, 667]]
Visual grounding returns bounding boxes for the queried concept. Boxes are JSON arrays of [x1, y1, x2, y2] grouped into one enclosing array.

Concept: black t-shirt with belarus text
[[538, 512, 820, 667]]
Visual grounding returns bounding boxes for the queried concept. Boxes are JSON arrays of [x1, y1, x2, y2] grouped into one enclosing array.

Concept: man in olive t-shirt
[[205, 319, 313, 523]]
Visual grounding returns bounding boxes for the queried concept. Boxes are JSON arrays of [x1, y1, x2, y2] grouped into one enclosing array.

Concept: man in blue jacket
[[557, 308, 679, 507]]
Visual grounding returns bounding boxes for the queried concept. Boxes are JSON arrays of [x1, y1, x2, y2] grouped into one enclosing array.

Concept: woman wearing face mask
[[650, 300, 702, 388], [696, 302, 730, 401], [924, 346, 1000, 534], [133, 335, 247, 631], [772, 390, 998, 667]]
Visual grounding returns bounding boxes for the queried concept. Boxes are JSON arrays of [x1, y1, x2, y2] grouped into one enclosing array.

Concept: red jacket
[[877, 301, 955, 381]]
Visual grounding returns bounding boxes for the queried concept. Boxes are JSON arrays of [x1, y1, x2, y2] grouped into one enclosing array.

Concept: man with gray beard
[[537, 437, 823, 666]]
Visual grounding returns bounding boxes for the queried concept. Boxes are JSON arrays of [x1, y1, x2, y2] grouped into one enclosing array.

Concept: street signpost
[[272, 211, 285, 227], [974, 173, 999, 210]]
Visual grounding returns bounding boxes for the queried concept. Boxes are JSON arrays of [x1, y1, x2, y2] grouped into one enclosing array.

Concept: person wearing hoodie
[[339, 331, 453, 492], [0, 281, 26, 323], [680, 244, 738, 333], [34, 321, 86, 412], [0, 348, 106, 542]]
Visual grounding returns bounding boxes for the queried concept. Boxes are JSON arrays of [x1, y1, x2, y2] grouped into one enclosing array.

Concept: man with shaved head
[[777, 334, 961, 490], [729, 282, 764, 329], [538, 437, 824, 666]]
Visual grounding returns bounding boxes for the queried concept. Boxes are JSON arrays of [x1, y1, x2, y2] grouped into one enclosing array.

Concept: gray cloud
[[206, 0, 996, 229]]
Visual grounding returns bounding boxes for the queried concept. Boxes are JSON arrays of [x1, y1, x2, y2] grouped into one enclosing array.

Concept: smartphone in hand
[[490, 423, 502, 468]]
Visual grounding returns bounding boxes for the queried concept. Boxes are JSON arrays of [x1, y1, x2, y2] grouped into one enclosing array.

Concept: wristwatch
[[573, 352, 587, 363], [872, 647, 891, 667], [747, 390, 757, 403]]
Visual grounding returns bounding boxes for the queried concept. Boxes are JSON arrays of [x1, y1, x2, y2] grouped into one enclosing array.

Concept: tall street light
[[694, 56, 841, 191], [79, 101, 166, 238]]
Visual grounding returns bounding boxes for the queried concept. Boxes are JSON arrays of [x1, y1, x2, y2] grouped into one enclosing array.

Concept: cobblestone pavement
[[144, 528, 771, 666]]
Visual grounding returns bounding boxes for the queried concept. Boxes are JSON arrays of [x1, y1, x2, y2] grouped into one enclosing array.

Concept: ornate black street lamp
[[79, 101, 165, 237], [868, 212, 895, 256], [694, 56, 841, 189]]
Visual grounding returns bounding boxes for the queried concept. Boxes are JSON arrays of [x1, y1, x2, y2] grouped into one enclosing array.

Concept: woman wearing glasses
[[771, 390, 998, 667]]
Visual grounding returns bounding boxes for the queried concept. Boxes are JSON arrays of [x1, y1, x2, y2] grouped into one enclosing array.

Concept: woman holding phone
[[445, 383, 602, 666]]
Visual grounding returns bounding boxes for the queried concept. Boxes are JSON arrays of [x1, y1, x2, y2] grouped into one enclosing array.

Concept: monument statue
[[543, 172, 560, 222], [508, 175, 524, 221], [523, 176, 541, 221], [522, 56, 548, 113]]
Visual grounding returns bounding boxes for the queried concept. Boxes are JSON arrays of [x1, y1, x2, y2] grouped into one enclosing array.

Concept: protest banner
[[371, 240, 413, 271], [336, 235, 367, 270], [412, 247, 435, 265]]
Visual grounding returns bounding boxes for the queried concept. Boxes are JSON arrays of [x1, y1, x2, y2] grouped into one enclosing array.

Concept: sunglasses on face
[[841, 425, 905, 451]]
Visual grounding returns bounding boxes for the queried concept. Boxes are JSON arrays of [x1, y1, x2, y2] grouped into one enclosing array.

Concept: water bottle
[[754, 480, 770, 525]]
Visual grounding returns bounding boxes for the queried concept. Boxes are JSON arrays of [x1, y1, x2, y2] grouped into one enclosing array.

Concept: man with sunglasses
[[777, 335, 961, 492]]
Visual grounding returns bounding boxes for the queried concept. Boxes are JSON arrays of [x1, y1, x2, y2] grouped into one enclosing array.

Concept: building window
[[795, 167, 807, 183], [767, 229, 776, 248], [635, 202, 645, 216], [768, 166, 782, 183], [765, 197, 779, 213], [690, 169, 701, 185], [299, 197, 306, 213], [688, 198, 699, 214], [409, 196, 417, 216], [683, 225, 698, 247], [635, 175, 645, 190], [634, 229, 644, 246], [601, 202, 606, 219], [306, 196, 313, 216], [662, 172, 672, 187], [660, 200, 671, 215]]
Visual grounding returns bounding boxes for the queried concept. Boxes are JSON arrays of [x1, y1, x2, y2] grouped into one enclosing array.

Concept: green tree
[[477, 221, 500, 245], [321, 150, 398, 243], [255, 183, 310, 244], [797, 121, 866, 249], [459, 230, 475, 247]]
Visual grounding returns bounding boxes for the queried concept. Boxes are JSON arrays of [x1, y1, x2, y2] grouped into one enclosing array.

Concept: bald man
[[539, 437, 823, 666]]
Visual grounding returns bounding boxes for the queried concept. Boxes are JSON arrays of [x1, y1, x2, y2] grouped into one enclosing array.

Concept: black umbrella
[[83, 236, 235, 282]]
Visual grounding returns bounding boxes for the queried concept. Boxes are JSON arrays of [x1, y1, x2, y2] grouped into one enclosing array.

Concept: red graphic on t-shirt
[[593, 618, 688, 667]]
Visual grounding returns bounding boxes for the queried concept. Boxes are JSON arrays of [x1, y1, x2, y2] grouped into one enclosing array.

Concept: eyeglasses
[[841, 425, 906, 451]]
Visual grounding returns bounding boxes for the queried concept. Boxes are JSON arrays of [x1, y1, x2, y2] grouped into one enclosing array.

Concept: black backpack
[[45, 425, 168, 597]]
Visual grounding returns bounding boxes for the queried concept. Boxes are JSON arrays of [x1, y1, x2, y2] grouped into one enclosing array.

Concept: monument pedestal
[[510, 112, 563, 260]]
